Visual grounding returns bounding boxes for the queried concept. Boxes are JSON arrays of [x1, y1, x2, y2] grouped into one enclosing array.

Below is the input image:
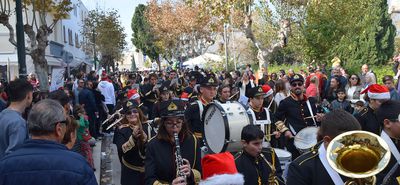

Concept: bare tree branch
[[0, 13, 17, 47]]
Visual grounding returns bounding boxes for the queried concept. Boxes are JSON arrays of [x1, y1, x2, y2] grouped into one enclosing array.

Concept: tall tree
[[304, 0, 395, 67], [145, 0, 214, 64], [131, 4, 160, 68], [82, 9, 126, 72], [186, 0, 301, 72], [0, 0, 72, 91]]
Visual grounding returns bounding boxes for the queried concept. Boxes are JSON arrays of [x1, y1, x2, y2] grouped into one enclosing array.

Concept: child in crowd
[[74, 105, 95, 169], [330, 88, 352, 113], [353, 100, 365, 116]]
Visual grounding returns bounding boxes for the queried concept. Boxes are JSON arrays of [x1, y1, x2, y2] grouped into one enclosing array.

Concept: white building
[[0, 0, 91, 81], [118, 45, 145, 71], [389, 0, 400, 37]]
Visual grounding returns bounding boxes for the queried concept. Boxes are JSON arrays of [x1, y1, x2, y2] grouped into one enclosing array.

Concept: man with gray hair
[[0, 99, 97, 185]]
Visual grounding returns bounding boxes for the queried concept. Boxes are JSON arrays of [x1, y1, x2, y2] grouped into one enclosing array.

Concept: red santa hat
[[200, 152, 244, 185], [262, 84, 274, 98], [361, 84, 390, 100], [180, 92, 190, 101], [127, 89, 140, 100]]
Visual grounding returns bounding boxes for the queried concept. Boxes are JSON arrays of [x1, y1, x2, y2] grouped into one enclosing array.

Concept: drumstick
[[229, 91, 240, 100], [304, 115, 317, 119]]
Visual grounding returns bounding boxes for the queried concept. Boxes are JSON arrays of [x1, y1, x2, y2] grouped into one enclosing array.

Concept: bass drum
[[203, 101, 253, 154]]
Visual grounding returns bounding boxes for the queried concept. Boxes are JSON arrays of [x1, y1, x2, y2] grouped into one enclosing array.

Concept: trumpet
[[106, 117, 124, 131], [101, 108, 123, 126], [326, 131, 391, 185]]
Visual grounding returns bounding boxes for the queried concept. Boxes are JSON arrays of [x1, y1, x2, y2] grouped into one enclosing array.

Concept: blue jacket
[[0, 139, 97, 185]]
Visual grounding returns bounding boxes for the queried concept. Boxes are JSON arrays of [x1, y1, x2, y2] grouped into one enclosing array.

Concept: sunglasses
[[291, 82, 303, 87], [350, 77, 358, 80], [126, 109, 138, 115]]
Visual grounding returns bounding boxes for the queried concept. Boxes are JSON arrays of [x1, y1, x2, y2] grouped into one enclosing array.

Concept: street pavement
[[93, 133, 121, 185]]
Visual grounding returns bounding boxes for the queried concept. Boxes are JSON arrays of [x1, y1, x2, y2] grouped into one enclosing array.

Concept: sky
[[81, 0, 148, 48]]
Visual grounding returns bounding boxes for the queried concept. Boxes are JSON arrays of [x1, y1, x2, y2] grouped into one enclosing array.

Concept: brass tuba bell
[[326, 131, 391, 185]]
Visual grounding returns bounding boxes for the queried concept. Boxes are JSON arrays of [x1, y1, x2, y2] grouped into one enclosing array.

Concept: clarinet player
[[145, 100, 202, 185]]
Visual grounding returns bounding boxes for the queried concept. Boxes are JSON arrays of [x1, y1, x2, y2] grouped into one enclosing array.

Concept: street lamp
[[15, 0, 27, 79]]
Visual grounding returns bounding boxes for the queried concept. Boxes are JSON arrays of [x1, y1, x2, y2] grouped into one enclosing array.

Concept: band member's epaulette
[[296, 149, 319, 166], [295, 141, 322, 166], [118, 124, 130, 130], [360, 107, 369, 117]]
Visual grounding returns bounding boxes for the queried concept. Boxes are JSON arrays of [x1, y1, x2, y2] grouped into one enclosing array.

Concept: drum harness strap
[[248, 108, 271, 141], [289, 100, 316, 136]]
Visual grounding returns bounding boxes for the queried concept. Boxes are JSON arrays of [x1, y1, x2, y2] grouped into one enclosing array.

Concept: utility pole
[[15, 0, 27, 79]]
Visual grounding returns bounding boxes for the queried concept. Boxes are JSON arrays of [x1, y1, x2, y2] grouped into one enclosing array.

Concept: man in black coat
[[286, 110, 361, 185]]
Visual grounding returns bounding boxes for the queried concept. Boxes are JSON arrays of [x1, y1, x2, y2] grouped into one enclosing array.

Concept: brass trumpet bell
[[326, 131, 391, 184]]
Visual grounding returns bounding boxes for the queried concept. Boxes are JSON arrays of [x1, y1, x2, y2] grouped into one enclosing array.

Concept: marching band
[[94, 69, 399, 185]]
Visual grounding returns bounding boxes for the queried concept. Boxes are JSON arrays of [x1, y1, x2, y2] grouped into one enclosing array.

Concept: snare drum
[[294, 127, 319, 153], [203, 101, 252, 153], [274, 148, 292, 171]]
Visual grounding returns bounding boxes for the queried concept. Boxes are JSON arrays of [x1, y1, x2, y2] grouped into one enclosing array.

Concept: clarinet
[[174, 132, 187, 181]]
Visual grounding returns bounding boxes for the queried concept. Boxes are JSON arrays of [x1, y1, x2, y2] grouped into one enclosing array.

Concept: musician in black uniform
[[184, 75, 198, 102], [152, 84, 172, 120], [376, 100, 400, 185], [140, 73, 158, 120], [184, 73, 217, 139], [235, 125, 284, 185], [286, 109, 361, 185], [275, 74, 323, 159], [113, 100, 148, 185], [145, 100, 202, 185], [246, 86, 281, 148], [262, 84, 278, 114], [355, 84, 390, 135], [216, 84, 231, 103]]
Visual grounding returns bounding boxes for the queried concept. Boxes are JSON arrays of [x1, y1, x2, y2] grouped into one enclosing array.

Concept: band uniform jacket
[[113, 124, 147, 185], [247, 107, 280, 148], [140, 84, 158, 119], [235, 148, 285, 185], [376, 137, 400, 185], [355, 106, 381, 135], [184, 101, 206, 139], [145, 134, 202, 185], [286, 144, 348, 185], [275, 96, 319, 134]]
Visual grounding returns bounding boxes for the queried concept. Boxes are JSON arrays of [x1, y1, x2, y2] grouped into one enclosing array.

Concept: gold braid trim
[[192, 169, 201, 184], [152, 180, 169, 185], [275, 120, 289, 133], [122, 158, 144, 172], [122, 135, 135, 153]]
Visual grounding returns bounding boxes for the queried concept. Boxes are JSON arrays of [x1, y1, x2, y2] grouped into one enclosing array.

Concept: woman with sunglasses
[[145, 100, 201, 185], [345, 74, 364, 106], [113, 99, 148, 185]]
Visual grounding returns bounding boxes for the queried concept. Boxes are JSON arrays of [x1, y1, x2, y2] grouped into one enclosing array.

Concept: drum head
[[203, 103, 228, 153], [294, 127, 319, 150]]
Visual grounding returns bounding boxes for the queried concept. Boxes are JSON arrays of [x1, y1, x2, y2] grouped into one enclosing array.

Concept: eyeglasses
[[53, 120, 67, 126], [350, 77, 358, 80], [291, 82, 303, 87], [164, 119, 184, 127]]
